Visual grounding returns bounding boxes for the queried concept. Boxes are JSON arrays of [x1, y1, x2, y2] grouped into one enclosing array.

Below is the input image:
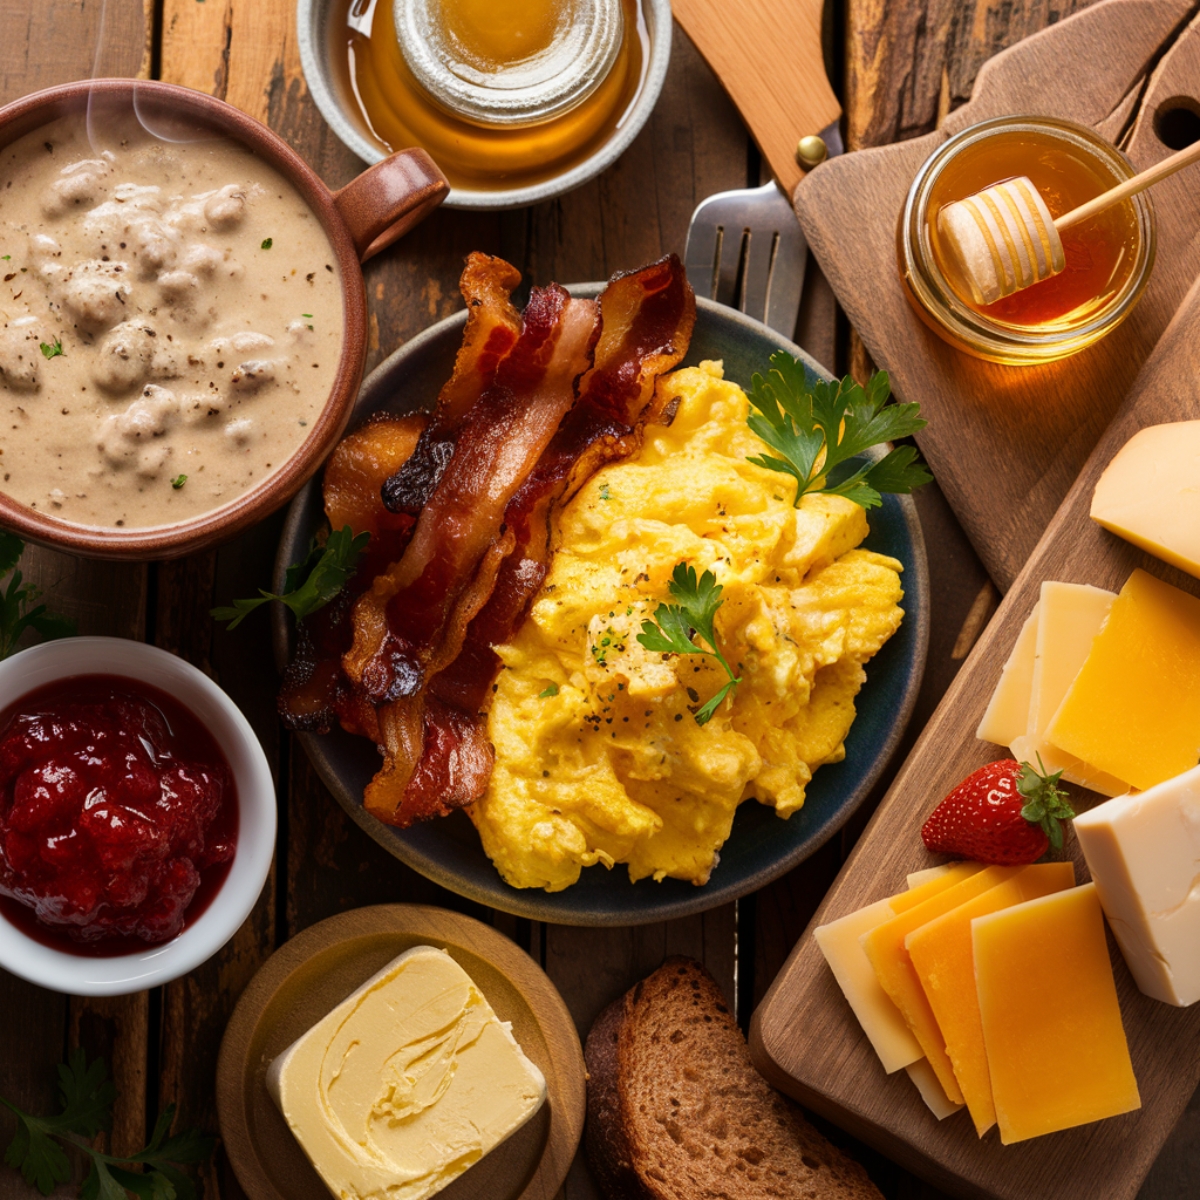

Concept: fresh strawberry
[[921, 758, 1075, 865]]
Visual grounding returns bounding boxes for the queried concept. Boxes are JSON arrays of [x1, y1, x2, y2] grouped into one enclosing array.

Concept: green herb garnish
[[170, 474, 187, 489], [1, 255, 10, 261], [260, 238, 273, 250], [538, 683, 559, 698], [599, 483, 611, 501], [211, 524, 369, 630], [746, 353, 931, 510], [637, 563, 741, 725], [39, 339, 63, 360], [0, 532, 75, 660], [0, 1048, 212, 1200]]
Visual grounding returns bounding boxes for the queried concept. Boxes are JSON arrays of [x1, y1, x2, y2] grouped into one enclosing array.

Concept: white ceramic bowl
[[0, 637, 276, 996], [297, 0, 673, 209]]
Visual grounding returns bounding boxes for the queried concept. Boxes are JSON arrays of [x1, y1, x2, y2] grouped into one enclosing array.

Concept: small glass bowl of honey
[[298, 0, 670, 208], [899, 116, 1156, 365]]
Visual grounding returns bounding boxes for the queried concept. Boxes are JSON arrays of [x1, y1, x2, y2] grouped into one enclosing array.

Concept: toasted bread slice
[[585, 956, 882, 1200]]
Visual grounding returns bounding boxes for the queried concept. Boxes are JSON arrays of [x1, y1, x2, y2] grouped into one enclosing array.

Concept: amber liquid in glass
[[330, 0, 649, 190], [928, 129, 1140, 328]]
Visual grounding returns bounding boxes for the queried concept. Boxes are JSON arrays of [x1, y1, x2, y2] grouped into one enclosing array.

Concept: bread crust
[[584, 956, 882, 1200]]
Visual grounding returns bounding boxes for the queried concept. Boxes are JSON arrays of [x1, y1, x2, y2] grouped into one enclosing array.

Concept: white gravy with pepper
[[0, 112, 343, 528]]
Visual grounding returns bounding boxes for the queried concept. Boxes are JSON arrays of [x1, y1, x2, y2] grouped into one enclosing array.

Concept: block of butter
[[1091, 420, 1200, 581], [266, 945, 547, 1200], [1075, 765, 1200, 1007]]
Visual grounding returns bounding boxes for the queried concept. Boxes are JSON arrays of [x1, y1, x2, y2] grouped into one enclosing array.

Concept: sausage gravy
[[0, 112, 343, 528]]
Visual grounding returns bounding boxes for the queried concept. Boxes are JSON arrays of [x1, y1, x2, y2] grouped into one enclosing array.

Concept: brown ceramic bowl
[[0, 79, 447, 560]]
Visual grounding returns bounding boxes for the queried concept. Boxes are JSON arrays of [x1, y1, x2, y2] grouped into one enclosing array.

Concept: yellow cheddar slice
[[905, 1058, 964, 1120], [1007, 581, 1129, 797], [1091, 421, 1200, 582], [889, 862, 983, 914], [861, 864, 1022, 1105], [814, 863, 982, 1074], [973, 884, 1140, 1144], [906, 864, 959, 890], [976, 602, 1040, 747], [906, 862, 1076, 1137], [1047, 569, 1200, 791]]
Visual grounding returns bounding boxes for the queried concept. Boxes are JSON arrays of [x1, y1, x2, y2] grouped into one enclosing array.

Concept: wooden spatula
[[673, 0, 841, 196]]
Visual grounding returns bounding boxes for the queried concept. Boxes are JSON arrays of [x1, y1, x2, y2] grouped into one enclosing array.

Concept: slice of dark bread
[[585, 956, 882, 1200]]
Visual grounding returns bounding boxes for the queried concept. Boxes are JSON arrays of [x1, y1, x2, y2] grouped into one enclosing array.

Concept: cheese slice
[[1008, 581, 1128, 796], [861, 865, 1022, 1104], [906, 864, 958, 890], [906, 862, 1076, 1136], [1091, 421, 1200, 581], [1075, 764, 1200, 1006], [1047, 569, 1200, 791], [905, 1057, 964, 1120], [814, 864, 981, 1074], [1027, 581, 1115, 733], [976, 602, 1039, 747], [266, 946, 547, 1200], [973, 884, 1140, 1144]]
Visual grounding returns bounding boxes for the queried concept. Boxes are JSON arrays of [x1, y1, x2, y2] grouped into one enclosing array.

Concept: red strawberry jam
[[0, 676, 238, 952]]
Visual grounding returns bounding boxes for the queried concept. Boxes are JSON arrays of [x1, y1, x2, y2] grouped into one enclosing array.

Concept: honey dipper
[[937, 137, 1200, 306]]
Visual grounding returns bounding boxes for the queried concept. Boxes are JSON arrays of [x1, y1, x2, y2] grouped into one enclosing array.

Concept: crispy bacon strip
[[277, 412, 426, 734], [393, 257, 695, 821], [353, 285, 599, 824], [426, 255, 696, 717], [382, 253, 522, 517]]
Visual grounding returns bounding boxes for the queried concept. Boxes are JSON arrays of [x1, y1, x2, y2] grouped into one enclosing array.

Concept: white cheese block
[[1091, 421, 1200, 581], [1075, 767, 1200, 1007], [814, 898, 922, 1073], [905, 1057, 965, 1120], [976, 602, 1040, 747], [266, 945, 547, 1200]]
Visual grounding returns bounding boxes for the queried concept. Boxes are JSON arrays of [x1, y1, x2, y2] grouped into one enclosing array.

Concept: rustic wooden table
[[0, 1, 1196, 1198]]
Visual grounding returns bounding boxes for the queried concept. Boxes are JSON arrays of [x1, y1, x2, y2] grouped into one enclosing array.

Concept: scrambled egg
[[470, 362, 904, 891]]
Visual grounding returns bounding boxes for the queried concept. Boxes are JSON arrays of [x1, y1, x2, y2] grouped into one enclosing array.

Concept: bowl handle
[[333, 148, 449, 263]]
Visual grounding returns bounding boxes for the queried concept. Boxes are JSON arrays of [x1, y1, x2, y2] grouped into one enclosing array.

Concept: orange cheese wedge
[[973, 883, 1140, 1144], [1047, 569, 1200, 791], [906, 862, 1075, 1136], [861, 864, 1022, 1105]]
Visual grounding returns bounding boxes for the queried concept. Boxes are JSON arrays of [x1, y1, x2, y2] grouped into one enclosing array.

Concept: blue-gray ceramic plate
[[273, 289, 929, 925]]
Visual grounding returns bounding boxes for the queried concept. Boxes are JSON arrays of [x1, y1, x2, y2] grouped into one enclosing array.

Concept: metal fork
[[684, 125, 843, 339]]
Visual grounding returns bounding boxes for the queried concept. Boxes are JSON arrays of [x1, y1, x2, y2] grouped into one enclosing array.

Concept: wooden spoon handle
[[1056, 137, 1200, 231], [671, 0, 841, 196]]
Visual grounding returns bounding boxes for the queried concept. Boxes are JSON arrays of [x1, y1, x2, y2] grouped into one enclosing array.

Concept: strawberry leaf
[[1017, 758, 1075, 853]]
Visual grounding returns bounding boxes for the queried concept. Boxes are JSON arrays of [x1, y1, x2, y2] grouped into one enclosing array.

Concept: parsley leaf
[[39, 339, 63, 360], [260, 238, 273, 250], [637, 563, 741, 725], [1, 1050, 213, 1200], [746, 354, 931, 509], [211, 525, 369, 630], [170, 475, 187, 489], [0, 532, 77, 660], [1, 1048, 115, 1195], [538, 683, 559, 698]]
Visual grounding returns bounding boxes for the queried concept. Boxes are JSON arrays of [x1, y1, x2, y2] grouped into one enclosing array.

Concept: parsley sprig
[[746, 353, 931, 509], [0, 532, 76, 660], [211, 524, 369, 630], [0, 1048, 212, 1200], [637, 563, 741, 725]]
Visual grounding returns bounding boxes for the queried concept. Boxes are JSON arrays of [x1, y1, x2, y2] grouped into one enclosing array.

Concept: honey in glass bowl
[[328, 0, 649, 192], [900, 116, 1156, 365]]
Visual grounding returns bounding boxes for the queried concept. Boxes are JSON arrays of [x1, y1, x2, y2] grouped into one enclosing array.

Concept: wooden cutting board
[[792, 0, 1200, 591], [748, 274, 1200, 1199]]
